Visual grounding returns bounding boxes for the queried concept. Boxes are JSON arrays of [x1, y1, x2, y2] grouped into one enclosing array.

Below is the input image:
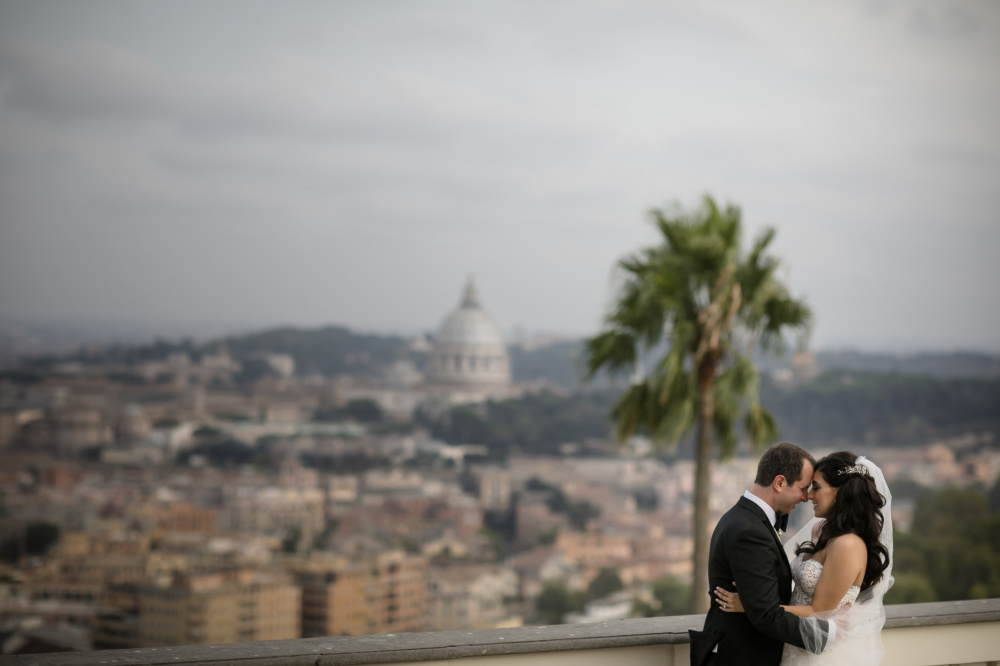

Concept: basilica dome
[[426, 279, 511, 388]]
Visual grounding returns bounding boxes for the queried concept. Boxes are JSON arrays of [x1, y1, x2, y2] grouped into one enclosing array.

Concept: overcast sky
[[1, 0, 998, 351]]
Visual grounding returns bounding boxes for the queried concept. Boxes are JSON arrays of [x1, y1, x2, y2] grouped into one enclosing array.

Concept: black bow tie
[[774, 513, 788, 532]]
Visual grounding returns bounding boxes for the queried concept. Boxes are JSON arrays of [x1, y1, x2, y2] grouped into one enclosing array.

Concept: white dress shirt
[[743, 490, 779, 534]]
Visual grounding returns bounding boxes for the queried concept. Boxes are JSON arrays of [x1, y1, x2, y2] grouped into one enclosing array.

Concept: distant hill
[[509, 341, 585, 388], [758, 372, 1000, 447], [813, 350, 1000, 379], [425, 372, 1000, 454], [10, 323, 999, 451], [510, 344, 1000, 389], [217, 326, 408, 378], [21, 325, 586, 385], [21, 325, 411, 380], [15, 323, 1000, 386]]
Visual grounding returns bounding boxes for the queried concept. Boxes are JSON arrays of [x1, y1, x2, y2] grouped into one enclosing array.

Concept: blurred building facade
[[289, 550, 428, 638], [94, 569, 299, 649]]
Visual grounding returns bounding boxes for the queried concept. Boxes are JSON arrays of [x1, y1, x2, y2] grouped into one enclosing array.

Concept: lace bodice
[[790, 553, 860, 610]]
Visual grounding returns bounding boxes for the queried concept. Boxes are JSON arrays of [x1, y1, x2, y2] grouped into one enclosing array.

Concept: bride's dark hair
[[795, 451, 890, 591]]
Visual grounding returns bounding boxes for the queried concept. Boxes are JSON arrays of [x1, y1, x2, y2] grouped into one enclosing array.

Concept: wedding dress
[[789, 554, 860, 609], [780, 555, 862, 664], [779, 457, 894, 666]]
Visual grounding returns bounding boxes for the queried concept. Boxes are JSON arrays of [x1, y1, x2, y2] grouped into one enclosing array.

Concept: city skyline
[[1, 1, 998, 352]]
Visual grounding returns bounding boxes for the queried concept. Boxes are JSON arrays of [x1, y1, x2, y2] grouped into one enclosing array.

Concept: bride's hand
[[714, 584, 744, 613]]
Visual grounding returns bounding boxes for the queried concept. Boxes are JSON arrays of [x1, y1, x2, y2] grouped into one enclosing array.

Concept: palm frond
[[712, 355, 759, 458], [582, 330, 638, 380], [653, 345, 687, 405], [650, 393, 696, 446], [610, 382, 652, 443], [744, 405, 779, 449]]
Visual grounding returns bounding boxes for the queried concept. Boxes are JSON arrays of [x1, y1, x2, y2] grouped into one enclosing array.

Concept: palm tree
[[583, 195, 810, 613]]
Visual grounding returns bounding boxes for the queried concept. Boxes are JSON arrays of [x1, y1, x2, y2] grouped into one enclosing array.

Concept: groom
[[690, 442, 830, 666]]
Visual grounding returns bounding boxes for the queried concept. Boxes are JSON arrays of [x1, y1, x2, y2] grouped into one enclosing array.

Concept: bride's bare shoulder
[[828, 532, 866, 557]]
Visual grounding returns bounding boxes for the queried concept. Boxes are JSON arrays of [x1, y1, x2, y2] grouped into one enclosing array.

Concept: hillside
[[217, 326, 408, 378], [17, 324, 1000, 388], [424, 373, 1000, 455]]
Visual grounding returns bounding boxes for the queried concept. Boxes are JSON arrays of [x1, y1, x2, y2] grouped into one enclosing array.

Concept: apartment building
[[290, 550, 427, 637], [426, 563, 519, 631], [155, 501, 218, 533], [92, 584, 142, 650], [555, 533, 633, 569], [94, 569, 300, 649], [478, 469, 511, 511], [220, 487, 324, 545]]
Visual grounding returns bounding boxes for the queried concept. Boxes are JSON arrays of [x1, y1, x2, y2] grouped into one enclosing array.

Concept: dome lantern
[[461, 277, 480, 309]]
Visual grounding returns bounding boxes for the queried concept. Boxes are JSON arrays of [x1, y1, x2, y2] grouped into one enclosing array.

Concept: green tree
[[634, 487, 659, 512], [990, 477, 1000, 513], [587, 567, 624, 600], [584, 195, 810, 612], [344, 399, 383, 423], [535, 580, 584, 624], [282, 526, 302, 554], [25, 522, 60, 556], [633, 576, 692, 617], [0, 537, 22, 563], [526, 477, 556, 493], [902, 486, 1000, 601], [885, 572, 937, 605], [545, 489, 570, 513], [567, 501, 601, 531], [478, 527, 505, 561], [537, 528, 558, 546]]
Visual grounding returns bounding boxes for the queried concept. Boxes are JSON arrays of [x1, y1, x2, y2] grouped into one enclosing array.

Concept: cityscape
[[1, 278, 997, 654]]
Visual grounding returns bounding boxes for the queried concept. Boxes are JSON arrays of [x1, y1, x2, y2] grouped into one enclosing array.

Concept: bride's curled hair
[[795, 451, 890, 591]]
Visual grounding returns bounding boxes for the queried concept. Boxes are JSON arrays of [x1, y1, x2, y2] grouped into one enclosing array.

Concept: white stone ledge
[[4, 599, 999, 666]]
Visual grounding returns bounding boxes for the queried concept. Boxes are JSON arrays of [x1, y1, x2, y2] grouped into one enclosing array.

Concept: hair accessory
[[838, 462, 869, 477]]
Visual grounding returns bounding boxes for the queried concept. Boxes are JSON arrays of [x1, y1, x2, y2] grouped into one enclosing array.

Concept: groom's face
[[774, 459, 814, 514]]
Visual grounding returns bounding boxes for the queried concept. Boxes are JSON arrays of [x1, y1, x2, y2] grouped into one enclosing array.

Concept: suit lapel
[[736, 496, 791, 573]]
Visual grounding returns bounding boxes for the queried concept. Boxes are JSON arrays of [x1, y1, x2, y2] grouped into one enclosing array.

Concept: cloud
[[908, 5, 978, 40], [385, 10, 499, 50], [0, 37, 603, 202], [1, 39, 186, 121], [0, 1, 998, 348]]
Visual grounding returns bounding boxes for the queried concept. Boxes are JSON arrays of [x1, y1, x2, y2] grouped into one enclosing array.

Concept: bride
[[714, 452, 894, 665]]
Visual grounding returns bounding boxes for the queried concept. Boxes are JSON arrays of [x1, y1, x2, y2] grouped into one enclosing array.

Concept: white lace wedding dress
[[790, 553, 861, 610], [781, 554, 861, 664]]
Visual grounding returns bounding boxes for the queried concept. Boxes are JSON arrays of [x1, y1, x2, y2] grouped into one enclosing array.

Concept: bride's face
[[809, 470, 838, 518]]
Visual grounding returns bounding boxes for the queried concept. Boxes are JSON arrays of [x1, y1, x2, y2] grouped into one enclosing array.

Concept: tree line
[[887, 482, 1000, 604], [422, 374, 1000, 457]]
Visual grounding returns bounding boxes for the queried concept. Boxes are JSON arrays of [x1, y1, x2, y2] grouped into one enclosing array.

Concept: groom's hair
[[754, 442, 816, 486]]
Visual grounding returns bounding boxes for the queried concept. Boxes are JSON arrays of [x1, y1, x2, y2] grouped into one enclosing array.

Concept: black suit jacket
[[691, 496, 820, 666]]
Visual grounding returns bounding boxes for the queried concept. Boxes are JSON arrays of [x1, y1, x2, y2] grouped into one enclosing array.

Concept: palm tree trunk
[[691, 369, 714, 613]]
